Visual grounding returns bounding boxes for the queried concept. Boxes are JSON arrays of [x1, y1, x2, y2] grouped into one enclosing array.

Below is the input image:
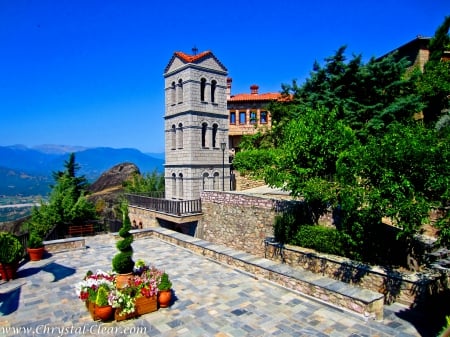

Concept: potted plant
[[0, 232, 23, 281], [132, 262, 161, 315], [75, 269, 115, 320], [27, 231, 45, 261], [112, 202, 134, 288], [93, 284, 113, 321], [109, 286, 138, 321], [157, 272, 172, 308]]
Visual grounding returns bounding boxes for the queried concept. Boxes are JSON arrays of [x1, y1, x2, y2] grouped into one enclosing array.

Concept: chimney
[[250, 84, 259, 95], [227, 77, 232, 100]]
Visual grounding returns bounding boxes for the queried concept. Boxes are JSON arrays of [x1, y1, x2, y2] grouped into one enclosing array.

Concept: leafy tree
[[123, 170, 164, 194], [270, 46, 423, 141], [418, 16, 450, 125], [234, 20, 450, 264], [24, 153, 97, 238]]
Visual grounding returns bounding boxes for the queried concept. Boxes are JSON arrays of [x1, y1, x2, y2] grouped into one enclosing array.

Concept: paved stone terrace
[[0, 234, 433, 336]]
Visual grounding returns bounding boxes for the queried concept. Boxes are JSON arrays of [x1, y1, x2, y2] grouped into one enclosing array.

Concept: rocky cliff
[[87, 162, 140, 226]]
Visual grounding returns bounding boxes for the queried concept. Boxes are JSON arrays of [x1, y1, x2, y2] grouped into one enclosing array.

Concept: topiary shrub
[[0, 232, 24, 264], [112, 204, 134, 274]]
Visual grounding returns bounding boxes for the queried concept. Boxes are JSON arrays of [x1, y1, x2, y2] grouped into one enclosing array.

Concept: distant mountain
[[0, 166, 51, 196], [145, 152, 165, 160], [32, 144, 89, 154], [75, 147, 164, 180], [0, 145, 165, 196]]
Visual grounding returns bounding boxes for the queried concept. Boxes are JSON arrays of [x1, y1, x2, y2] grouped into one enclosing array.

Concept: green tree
[[25, 153, 97, 238], [272, 46, 423, 141], [123, 170, 164, 194], [418, 16, 450, 125], [234, 28, 450, 263]]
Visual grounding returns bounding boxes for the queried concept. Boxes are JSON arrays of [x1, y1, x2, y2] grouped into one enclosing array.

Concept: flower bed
[[75, 261, 169, 321]]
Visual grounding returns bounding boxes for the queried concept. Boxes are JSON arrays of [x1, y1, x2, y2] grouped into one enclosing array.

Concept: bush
[[291, 225, 345, 256], [28, 231, 43, 249], [0, 232, 24, 264], [158, 272, 172, 291]]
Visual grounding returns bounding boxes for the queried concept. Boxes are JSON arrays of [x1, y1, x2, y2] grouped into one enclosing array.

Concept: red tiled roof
[[164, 50, 228, 74], [174, 50, 212, 63], [228, 92, 282, 102]]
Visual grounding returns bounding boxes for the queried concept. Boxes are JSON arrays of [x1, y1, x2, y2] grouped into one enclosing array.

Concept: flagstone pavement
[[0, 234, 437, 337]]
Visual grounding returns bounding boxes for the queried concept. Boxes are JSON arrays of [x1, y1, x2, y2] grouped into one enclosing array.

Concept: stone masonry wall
[[128, 206, 159, 229], [234, 171, 266, 191], [280, 244, 444, 306], [199, 191, 289, 256], [199, 191, 444, 306]]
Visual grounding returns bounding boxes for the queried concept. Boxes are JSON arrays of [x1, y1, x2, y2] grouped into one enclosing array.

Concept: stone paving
[[0, 234, 433, 336]]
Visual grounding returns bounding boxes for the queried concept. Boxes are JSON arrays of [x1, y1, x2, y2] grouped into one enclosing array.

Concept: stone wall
[[199, 190, 289, 256], [128, 206, 159, 228], [198, 190, 445, 307], [279, 244, 444, 306], [43, 237, 85, 253], [234, 171, 266, 191]]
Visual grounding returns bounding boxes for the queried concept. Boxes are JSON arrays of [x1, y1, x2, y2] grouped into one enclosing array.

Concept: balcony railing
[[125, 194, 202, 216]]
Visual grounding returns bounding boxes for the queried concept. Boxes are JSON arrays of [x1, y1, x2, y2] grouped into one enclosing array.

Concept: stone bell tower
[[163, 50, 230, 200]]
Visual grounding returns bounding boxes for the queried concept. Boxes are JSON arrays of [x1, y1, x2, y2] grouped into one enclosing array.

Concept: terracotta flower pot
[[158, 290, 172, 308], [115, 273, 133, 289], [94, 305, 113, 321], [27, 247, 45, 261], [0, 261, 19, 281]]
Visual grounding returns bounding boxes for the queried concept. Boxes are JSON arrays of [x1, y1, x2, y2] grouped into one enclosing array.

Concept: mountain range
[[0, 145, 164, 196]]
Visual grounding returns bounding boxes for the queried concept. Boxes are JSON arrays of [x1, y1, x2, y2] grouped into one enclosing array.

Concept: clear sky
[[1, 1, 449, 153]]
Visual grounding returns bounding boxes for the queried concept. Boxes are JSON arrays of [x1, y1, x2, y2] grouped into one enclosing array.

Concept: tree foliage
[[24, 153, 97, 238], [234, 17, 450, 262], [418, 16, 450, 125], [123, 170, 165, 194]]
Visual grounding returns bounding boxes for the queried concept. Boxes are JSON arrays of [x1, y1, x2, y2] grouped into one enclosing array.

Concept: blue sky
[[0, 1, 449, 153]]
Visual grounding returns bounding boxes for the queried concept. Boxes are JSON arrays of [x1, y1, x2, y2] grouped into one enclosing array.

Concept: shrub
[[158, 272, 172, 291], [28, 231, 43, 249], [0, 232, 24, 264], [291, 225, 344, 256]]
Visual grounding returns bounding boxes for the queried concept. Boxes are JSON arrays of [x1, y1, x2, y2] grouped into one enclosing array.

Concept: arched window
[[213, 172, 219, 190], [171, 124, 176, 150], [212, 123, 218, 148], [200, 78, 206, 101], [171, 81, 176, 105], [202, 122, 208, 148], [171, 173, 176, 199], [211, 80, 217, 103], [202, 172, 209, 190], [177, 123, 183, 149], [178, 173, 183, 199], [177, 79, 183, 103]]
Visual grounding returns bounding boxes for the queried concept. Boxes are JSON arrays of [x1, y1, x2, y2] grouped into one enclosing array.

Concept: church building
[[163, 50, 230, 200]]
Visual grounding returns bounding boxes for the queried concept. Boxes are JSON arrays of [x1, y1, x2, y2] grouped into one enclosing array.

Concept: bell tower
[[163, 50, 230, 199]]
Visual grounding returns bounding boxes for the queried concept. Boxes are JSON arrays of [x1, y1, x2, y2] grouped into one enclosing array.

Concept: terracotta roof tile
[[164, 50, 227, 74], [228, 92, 282, 102], [174, 50, 212, 63]]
